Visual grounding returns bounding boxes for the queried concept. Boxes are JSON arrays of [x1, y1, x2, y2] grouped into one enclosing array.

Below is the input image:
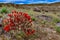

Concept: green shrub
[[53, 18, 60, 23], [0, 7, 8, 14], [55, 26, 60, 33], [31, 17, 36, 21]]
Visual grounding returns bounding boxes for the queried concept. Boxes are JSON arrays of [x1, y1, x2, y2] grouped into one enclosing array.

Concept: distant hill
[[0, 2, 60, 12], [0, 2, 60, 7]]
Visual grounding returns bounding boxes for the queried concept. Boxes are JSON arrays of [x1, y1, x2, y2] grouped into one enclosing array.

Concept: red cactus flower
[[27, 29, 31, 33], [27, 16, 31, 20], [12, 10, 17, 13], [26, 29, 35, 36], [31, 30, 35, 34], [23, 13, 31, 20], [11, 27, 16, 30], [8, 18, 13, 23], [14, 17, 19, 22], [16, 17, 20, 21], [26, 29, 31, 36], [26, 32, 30, 36], [3, 25, 11, 32], [8, 14, 12, 17], [9, 22, 15, 26], [12, 13, 17, 17], [3, 19, 8, 23], [23, 13, 28, 16], [3, 10, 35, 37], [18, 12, 23, 15], [29, 20, 32, 23], [23, 13, 28, 18]]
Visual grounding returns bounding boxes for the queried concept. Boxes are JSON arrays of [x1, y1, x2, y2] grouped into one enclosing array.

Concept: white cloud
[[0, 1, 9, 3], [16, 3, 24, 4], [32, 0, 60, 4], [31, 0, 48, 4]]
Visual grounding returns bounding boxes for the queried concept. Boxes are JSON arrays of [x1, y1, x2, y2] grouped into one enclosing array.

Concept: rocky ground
[[0, 5, 60, 40]]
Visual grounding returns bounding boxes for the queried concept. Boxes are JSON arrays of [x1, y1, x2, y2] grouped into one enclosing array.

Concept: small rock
[[33, 7, 41, 12]]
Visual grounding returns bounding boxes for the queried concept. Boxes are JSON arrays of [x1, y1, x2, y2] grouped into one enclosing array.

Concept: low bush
[[31, 17, 36, 21], [2, 10, 36, 40], [55, 26, 60, 33], [53, 18, 60, 23], [0, 7, 9, 14]]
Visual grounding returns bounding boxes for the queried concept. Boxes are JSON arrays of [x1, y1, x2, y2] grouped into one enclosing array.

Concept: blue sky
[[0, 0, 60, 4]]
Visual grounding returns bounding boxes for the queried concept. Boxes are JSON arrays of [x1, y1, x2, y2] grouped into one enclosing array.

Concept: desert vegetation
[[0, 3, 60, 40]]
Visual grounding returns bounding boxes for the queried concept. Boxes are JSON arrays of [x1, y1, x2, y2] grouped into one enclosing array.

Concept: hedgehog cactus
[[2, 10, 35, 40]]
